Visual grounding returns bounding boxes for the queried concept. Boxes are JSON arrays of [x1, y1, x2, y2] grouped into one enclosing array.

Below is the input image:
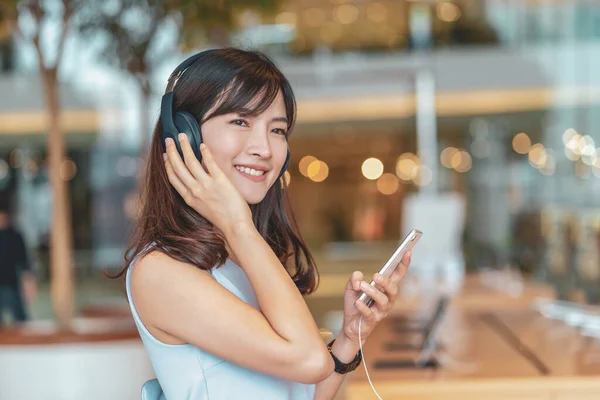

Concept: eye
[[231, 119, 249, 127], [272, 128, 287, 136]]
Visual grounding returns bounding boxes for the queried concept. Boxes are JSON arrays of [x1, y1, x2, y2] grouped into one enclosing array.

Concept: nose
[[246, 125, 272, 160]]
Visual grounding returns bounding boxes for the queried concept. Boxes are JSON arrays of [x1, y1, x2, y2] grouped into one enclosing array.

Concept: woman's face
[[200, 91, 289, 205]]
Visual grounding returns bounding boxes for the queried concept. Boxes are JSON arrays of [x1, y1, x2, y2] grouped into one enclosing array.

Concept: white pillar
[[415, 69, 438, 194]]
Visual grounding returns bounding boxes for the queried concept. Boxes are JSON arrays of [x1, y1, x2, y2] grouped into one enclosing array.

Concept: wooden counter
[[346, 276, 600, 400]]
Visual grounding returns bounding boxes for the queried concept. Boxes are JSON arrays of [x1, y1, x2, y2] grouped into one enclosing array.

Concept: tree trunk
[[41, 68, 75, 330]]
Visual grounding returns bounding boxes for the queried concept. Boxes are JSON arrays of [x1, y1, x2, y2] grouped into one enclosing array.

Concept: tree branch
[[27, 0, 46, 71], [53, 0, 73, 69]]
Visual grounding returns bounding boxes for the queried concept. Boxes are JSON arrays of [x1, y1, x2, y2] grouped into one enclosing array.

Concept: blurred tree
[[0, 0, 79, 330], [78, 0, 282, 155]]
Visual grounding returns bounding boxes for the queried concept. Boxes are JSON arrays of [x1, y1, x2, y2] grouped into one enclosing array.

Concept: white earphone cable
[[358, 315, 383, 400]]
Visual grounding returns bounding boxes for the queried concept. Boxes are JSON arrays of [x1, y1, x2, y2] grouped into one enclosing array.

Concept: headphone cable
[[358, 315, 384, 400]]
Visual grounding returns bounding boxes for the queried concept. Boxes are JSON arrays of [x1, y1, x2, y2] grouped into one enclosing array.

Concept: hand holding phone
[[355, 229, 422, 308]]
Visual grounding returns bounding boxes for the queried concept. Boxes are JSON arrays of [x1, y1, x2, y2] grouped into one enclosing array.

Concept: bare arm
[[226, 221, 333, 377], [313, 334, 360, 399]]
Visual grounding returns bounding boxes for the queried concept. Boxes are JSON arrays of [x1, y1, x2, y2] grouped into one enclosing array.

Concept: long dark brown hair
[[111, 48, 319, 295]]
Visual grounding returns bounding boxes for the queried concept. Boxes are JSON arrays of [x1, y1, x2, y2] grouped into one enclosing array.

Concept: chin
[[235, 182, 270, 205], [241, 191, 268, 205], [231, 174, 274, 205]]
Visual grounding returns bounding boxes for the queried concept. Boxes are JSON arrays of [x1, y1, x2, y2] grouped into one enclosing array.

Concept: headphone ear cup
[[173, 111, 203, 161]]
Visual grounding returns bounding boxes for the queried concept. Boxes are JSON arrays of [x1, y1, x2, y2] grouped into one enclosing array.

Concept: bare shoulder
[[130, 249, 212, 289], [129, 249, 214, 344]]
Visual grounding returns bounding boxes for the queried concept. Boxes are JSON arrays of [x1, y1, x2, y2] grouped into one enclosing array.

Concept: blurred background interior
[[2, 0, 600, 399]]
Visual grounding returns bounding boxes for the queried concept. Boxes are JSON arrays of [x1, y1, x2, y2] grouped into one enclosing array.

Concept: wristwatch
[[327, 339, 362, 374]]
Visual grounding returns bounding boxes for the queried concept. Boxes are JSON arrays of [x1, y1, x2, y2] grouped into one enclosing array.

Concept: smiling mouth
[[234, 165, 267, 177]]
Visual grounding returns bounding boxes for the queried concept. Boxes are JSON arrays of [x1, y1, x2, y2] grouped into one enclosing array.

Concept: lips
[[234, 165, 269, 182]]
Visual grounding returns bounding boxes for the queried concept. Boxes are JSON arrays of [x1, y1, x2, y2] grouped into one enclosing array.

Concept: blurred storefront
[[0, 0, 599, 297]]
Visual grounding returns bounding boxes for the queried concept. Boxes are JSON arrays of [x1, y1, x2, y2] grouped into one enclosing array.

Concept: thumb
[[347, 271, 364, 292]]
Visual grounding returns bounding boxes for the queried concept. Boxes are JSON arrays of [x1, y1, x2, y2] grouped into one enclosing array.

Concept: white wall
[[0, 340, 155, 400]]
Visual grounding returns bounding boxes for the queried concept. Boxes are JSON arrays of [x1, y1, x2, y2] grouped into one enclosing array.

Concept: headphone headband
[[165, 49, 218, 93]]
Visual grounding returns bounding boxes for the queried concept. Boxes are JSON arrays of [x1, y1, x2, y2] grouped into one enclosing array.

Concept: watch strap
[[327, 338, 362, 374]]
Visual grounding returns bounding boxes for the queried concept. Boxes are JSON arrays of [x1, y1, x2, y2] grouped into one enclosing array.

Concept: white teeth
[[235, 166, 265, 176]]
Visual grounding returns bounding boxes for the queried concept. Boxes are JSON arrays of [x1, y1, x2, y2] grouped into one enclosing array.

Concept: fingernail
[[165, 138, 173, 147], [200, 143, 206, 150], [162, 153, 167, 161], [178, 133, 186, 141], [360, 281, 369, 290], [374, 273, 382, 282]]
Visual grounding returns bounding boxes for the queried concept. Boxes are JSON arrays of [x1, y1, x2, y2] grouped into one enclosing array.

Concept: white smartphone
[[355, 229, 423, 308]]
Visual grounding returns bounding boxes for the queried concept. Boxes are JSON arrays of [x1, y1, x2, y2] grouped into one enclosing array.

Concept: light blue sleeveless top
[[126, 249, 316, 400]]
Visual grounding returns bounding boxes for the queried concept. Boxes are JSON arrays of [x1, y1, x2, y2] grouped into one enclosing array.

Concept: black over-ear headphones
[[160, 50, 290, 181]]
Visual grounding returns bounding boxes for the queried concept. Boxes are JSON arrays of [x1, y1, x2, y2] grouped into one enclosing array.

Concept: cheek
[[201, 126, 240, 168]]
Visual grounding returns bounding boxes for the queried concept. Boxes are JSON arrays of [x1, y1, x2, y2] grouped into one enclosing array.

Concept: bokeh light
[[376, 173, 399, 195], [299, 155, 317, 177], [440, 147, 458, 168], [362, 157, 384, 180], [60, 159, 77, 181], [395, 153, 419, 181], [334, 4, 359, 24], [437, 2, 461, 22], [528, 144, 547, 168], [451, 150, 472, 173], [307, 160, 329, 182], [512, 133, 531, 154]]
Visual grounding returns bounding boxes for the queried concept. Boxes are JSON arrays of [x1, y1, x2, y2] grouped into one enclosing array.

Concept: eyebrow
[[271, 116, 288, 124]]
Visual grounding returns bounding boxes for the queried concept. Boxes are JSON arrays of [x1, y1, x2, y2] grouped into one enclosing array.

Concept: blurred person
[[0, 197, 36, 327], [111, 48, 412, 400]]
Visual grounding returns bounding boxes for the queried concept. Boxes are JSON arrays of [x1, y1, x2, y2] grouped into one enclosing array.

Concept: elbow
[[296, 350, 334, 384]]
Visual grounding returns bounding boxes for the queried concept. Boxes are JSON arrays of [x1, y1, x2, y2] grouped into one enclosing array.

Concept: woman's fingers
[[390, 251, 411, 284], [165, 137, 198, 189], [360, 281, 389, 309], [178, 133, 209, 182], [349, 271, 364, 291], [355, 297, 384, 323], [354, 297, 375, 320], [374, 272, 398, 299]]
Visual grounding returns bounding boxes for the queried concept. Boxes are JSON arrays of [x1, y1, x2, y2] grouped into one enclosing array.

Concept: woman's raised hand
[[163, 134, 252, 235]]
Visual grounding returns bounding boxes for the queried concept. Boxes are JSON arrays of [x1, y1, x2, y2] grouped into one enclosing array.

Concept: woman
[[117, 48, 411, 399]]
